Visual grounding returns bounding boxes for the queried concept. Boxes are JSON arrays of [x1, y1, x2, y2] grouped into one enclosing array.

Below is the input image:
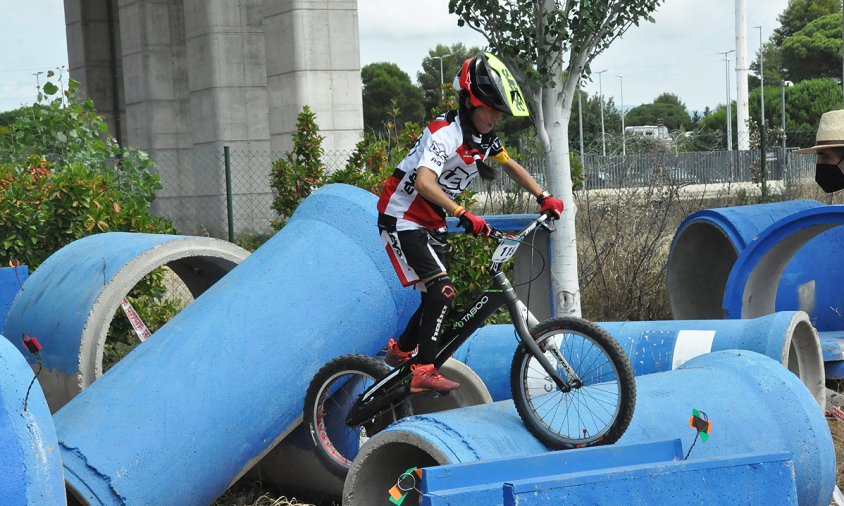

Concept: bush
[[0, 69, 177, 366], [269, 105, 325, 229]]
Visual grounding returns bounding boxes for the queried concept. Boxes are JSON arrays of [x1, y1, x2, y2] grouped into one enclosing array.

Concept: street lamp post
[[618, 74, 625, 156], [781, 79, 793, 151], [597, 70, 607, 157], [32, 71, 44, 89], [432, 54, 451, 96], [720, 50, 735, 151], [754, 25, 768, 201]]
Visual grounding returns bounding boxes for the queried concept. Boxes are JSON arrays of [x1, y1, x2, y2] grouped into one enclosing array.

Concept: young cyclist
[[376, 52, 564, 392]]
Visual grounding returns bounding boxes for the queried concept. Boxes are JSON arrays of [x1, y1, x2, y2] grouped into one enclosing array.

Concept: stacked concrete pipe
[[252, 358, 492, 501], [2, 233, 250, 412], [45, 184, 424, 505], [667, 199, 824, 320], [452, 311, 825, 408], [344, 350, 835, 506], [0, 335, 65, 505]]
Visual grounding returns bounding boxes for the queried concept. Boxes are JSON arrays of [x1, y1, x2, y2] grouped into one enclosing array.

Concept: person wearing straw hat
[[796, 109, 844, 193]]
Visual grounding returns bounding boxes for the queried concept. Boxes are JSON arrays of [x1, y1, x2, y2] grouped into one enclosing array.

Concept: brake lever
[[540, 220, 556, 233]]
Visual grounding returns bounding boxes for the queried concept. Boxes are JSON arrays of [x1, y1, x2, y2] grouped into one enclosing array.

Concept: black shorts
[[379, 226, 448, 287]]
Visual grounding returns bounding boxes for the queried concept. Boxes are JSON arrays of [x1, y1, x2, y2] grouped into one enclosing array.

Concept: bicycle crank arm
[[514, 314, 571, 392], [345, 383, 409, 427]]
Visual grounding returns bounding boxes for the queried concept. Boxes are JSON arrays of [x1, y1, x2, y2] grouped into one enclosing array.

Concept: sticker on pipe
[[671, 330, 715, 369]]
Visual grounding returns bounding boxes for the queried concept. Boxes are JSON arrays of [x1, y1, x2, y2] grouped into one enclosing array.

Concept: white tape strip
[[672, 330, 716, 369], [120, 298, 152, 342]]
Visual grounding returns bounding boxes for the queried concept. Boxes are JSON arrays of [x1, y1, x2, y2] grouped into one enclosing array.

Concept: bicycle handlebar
[[487, 211, 557, 241]]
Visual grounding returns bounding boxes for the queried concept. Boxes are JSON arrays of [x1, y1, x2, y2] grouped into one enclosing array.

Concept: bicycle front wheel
[[304, 354, 412, 479], [510, 317, 635, 449]]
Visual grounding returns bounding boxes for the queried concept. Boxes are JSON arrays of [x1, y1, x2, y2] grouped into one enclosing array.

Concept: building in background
[[64, 0, 363, 236]]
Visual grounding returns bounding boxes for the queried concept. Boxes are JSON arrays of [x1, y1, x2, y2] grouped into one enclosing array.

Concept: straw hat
[[796, 109, 844, 153]]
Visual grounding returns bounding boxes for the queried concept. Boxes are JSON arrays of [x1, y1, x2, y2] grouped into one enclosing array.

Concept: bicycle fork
[[499, 273, 580, 392]]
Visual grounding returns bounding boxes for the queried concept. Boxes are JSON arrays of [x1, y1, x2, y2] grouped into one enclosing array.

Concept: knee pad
[[424, 274, 456, 309]]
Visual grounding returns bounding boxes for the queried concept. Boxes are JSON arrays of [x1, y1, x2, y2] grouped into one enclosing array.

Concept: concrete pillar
[[263, 0, 363, 154], [64, 0, 126, 144], [65, 0, 364, 237]]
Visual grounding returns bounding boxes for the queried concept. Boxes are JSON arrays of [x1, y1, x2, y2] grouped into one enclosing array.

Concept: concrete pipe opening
[[667, 222, 737, 319], [344, 435, 442, 506], [252, 358, 492, 501], [787, 314, 826, 407], [2, 233, 249, 412]]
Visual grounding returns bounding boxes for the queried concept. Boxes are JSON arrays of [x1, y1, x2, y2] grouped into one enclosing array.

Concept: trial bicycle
[[304, 212, 636, 478]]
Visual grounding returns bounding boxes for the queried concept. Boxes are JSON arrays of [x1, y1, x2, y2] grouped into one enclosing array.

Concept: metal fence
[[147, 145, 820, 243]]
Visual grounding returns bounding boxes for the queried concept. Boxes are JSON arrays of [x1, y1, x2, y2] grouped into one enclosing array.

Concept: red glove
[[539, 194, 564, 219], [456, 208, 491, 236]]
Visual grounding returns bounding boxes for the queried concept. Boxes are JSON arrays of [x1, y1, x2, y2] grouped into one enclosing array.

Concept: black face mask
[[816, 156, 844, 193]]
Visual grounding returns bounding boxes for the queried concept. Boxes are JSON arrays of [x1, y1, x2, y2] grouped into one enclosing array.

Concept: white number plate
[[492, 237, 520, 263]]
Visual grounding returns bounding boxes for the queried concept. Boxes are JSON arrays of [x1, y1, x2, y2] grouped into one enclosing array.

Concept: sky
[[1, 0, 790, 115]]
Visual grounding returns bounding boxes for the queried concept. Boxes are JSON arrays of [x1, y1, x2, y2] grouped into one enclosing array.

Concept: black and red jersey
[[377, 110, 509, 231]]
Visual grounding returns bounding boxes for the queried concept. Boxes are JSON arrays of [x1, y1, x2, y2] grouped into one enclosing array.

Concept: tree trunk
[[540, 79, 581, 317]]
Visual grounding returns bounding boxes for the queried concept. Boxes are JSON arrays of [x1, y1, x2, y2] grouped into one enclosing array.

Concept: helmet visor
[[482, 53, 529, 117]]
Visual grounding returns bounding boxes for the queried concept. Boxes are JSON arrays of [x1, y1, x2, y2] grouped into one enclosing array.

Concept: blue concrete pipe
[[0, 265, 28, 331], [721, 205, 844, 330], [666, 199, 829, 320], [51, 184, 420, 505], [3, 233, 250, 412], [344, 350, 835, 506], [0, 335, 65, 505], [452, 311, 825, 407]]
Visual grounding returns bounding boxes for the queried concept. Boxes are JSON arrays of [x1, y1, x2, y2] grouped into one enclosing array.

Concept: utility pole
[[755, 25, 768, 202], [618, 74, 626, 156], [720, 50, 735, 151], [597, 70, 607, 157], [432, 54, 450, 97], [735, 0, 750, 150]]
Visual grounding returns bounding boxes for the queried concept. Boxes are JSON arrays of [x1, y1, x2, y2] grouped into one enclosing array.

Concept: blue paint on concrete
[[722, 206, 844, 330], [673, 200, 822, 252], [3, 233, 195, 374], [419, 439, 682, 505], [453, 312, 812, 402], [371, 351, 834, 506], [0, 265, 27, 332], [0, 336, 65, 506], [52, 184, 420, 505], [501, 452, 797, 505], [672, 201, 844, 331]]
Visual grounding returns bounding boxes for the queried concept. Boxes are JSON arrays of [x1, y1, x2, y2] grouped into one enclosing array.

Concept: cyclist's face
[[471, 106, 505, 134]]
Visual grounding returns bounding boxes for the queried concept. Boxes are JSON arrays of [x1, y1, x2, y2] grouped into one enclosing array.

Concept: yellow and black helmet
[[453, 52, 529, 117]]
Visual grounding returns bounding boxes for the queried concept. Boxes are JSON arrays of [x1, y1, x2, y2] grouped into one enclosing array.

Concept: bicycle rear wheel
[[304, 354, 412, 479], [510, 317, 635, 449]]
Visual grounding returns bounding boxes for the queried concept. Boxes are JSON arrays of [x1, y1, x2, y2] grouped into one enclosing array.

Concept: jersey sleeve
[[418, 124, 460, 176], [487, 137, 510, 164]]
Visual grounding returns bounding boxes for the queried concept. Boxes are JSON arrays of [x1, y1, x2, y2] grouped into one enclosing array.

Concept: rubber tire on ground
[[510, 317, 636, 450], [304, 354, 412, 479]]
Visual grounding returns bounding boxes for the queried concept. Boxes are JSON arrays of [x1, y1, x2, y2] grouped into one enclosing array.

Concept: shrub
[[269, 105, 325, 229]]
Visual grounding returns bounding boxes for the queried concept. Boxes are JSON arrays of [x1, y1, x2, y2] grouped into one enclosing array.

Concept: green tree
[[568, 90, 622, 154], [752, 0, 840, 85], [417, 43, 482, 118], [362, 62, 425, 132], [772, 0, 841, 45], [623, 93, 691, 132], [0, 73, 161, 206], [449, 0, 664, 317], [781, 12, 843, 81], [269, 105, 325, 228], [694, 102, 738, 150]]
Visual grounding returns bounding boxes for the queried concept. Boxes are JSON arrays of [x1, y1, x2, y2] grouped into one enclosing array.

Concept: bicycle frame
[[345, 213, 576, 427]]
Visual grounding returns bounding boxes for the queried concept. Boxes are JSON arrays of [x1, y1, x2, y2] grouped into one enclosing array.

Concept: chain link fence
[[146, 136, 822, 243]]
